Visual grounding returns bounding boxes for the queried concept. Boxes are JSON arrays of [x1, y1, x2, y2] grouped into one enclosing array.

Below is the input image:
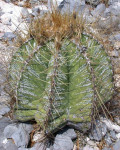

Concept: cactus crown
[[9, 11, 114, 133]]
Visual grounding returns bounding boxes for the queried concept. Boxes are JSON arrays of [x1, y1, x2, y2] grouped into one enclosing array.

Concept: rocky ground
[[0, 0, 120, 150]]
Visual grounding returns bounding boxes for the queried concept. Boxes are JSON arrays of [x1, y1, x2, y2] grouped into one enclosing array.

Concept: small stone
[[101, 118, 120, 133], [114, 41, 120, 50], [108, 0, 119, 5], [115, 68, 120, 74], [30, 143, 45, 150], [1, 13, 11, 25], [19, 123, 33, 134], [108, 51, 119, 57], [18, 1, 25, 7], [110, 131, 117, 140], [89, 120, 107, 141], [87, 140, 97, 147], [3, 139, 18, 150], [33, 132, 44, 142], [5, 0, 11, 3], [98, 16, 120, 29], [116, 133, 120, 139], [113, 140, 120, 150], [18, 148, 28, 150], [62, 129, 77, 140], [21, 8, 29, 18], [2, 32, 16, 41], [0, 106, 10, 116], [104, 134, 112, 146], [109, 2, 120, 16], [4, 124, 18, 138], [85, 0, 100, 6], [11, 125, 30, 148], [113, 34, 120, 41], [53, 135, 73, 150], [102, 147, 112, 150], [83, 145, 99, 150], [118, 24, 120, 29], [91, 4, 106, 17]]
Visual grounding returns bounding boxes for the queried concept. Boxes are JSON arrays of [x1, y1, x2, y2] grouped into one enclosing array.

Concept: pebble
[[3, 123, 33, 148], [83, 145, 99, 150], [21, 8, 30, 18], [2, 32, 16, 41], [11, 127, 30, 148], [104, 134, 112, 146], [85, 0, 100, 6], [113, 140, 120, 150], [61, 129, 77, 140], [91, 3, 106, 17], [116, 133, 120, 139], [109, 2, 120, 16], [4, 124, 18, 138], [0, 105, 10, 116], [1, 13, 11, 25], [3, 139, 18, 150], [101, 118, 120, 133], [53, 135, 73, 150], [89, 120, 107, 141], [110, 131, 117, 140]]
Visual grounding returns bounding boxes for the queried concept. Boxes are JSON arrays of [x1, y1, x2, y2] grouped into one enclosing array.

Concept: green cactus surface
[[9, 34, 113, 132]]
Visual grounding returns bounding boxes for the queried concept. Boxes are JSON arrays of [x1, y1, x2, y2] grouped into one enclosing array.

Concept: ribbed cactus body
[[9, 34, 113, 132]]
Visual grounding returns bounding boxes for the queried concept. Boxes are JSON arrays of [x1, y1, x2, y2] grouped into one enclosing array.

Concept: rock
[[98, 16, 120, 29], [87, 140, 97, 147], [4, 123, 32, 148], [48, 0, 85, 13], [32, 132, 44, 142], [30, 0, 38, 5], [101, 118, 120, 133], [104, 134, 112, 146], [109, 2, 120, 16], [48, 0, 63, 9], [21, 8, 29, 18], [0, 106, 10, 116], [102, 147, 112, 150], [108, 0, 119, 5], [1, 13, 11, 25], [85, 0, 100, 6], [113, 140, 120, 150], [19, 123, 33, 134], [3, 139, 18, 150], [0, 117, 12, 130], [116, 133, 120, 139], [30, 143, 46, 150], [110, 131, 117, 140], [108, 50, 119, 57], [4, 124, 18, 138], [18, 1, 25, 7], [5, 0, 11, 3], [91, 3, 106, 17], [32, 5, 48, 17], [113, 34, 120, 41], [53, 135, 73, 150], [118, 24, 120, 30], [62, 129, 77, 140], [2, 32, 16, 41], [89, 120, 107, 141], [62, 0, 85, 13], [103, 8, 111, 17], [83, 145, 99, 150], [11, 125, 30, 148], [0, 117, 12, 150]]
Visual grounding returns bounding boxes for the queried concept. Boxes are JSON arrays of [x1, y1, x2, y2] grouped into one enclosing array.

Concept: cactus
[[9, 34, 113, 132], [9, 12, 114, 133]]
